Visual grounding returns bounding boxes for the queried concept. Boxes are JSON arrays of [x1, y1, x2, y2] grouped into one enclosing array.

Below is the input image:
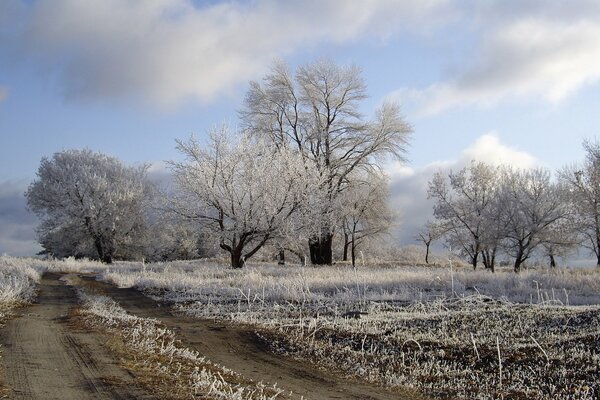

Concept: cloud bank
[[390, 1, 600, 115], [0, 0, 451, 108], [0, 180, 41, 256]]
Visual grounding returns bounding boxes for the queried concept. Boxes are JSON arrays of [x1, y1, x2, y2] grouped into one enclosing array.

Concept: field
[[1, 255, 599, 399]]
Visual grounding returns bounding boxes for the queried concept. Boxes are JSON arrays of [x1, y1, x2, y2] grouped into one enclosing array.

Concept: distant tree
[[144, 219, 214, 262], [240, 60, 412, 265], [428, 161, 500, 270], [539, 216, 579, 268], [168, 126, 320, 269], [340, 171, 393, 267], [497, 167, 568, 273], [26, 149, 149, 263], [415, 221, 443, 264], [559, 139, 600, 267]]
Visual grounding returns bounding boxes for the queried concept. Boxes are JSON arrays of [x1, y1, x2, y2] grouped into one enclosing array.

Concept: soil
[[90, 276, 426, 400], [1, 272, 426, 400], [0, 273, 156, 400]]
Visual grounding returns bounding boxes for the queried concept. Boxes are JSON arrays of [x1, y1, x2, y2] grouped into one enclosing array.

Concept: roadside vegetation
[[0, 256, 40, 316], [74, 284, 286, 400]]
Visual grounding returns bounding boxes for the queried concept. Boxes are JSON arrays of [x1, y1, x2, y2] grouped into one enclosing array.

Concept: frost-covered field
[[96, 260, 600, 400]]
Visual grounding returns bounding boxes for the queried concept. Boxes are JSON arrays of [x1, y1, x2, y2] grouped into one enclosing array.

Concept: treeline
[[421, 140, 600, 272], [26, 60, 411, 267]]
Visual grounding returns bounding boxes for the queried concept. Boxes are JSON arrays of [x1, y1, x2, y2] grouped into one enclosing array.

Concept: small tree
[[559, 139, 600, 267], [415, 221, 443, 264], [428, 161, 500, 270], [539, 216, 579, 268], [26, 149, 149, 263], [168, 126, 319, 268], [497, 167, 568, 272], [340, 171, 393, 267]]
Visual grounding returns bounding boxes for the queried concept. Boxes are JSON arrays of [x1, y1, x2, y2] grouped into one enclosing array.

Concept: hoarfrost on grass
[[97, 260, 600, 400], [77, 288, 285, 400]]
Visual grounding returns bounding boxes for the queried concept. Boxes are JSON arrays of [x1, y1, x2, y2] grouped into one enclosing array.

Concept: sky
[[1, 0, 600, 257]]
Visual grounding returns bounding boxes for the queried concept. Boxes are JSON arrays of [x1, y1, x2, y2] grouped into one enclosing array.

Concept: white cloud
[[2, 0, 451, 108], [460, 133, 536, 168], [390, 1, 600, 115], [388, 133, 537, 245]]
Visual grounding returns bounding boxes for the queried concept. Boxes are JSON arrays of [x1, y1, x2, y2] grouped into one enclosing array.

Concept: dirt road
[[94, 277, 425, 400], [1, 273, 424, 400], [0, 273, 155, 400]]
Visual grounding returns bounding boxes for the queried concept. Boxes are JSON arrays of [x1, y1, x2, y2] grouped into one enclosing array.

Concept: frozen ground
[[2, 256, 599, 399]]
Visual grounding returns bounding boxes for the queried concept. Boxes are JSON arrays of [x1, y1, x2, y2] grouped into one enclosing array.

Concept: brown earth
[[0, 273, 156, 400], [90, 276, 426, 400], [1, 272, 426, 400]]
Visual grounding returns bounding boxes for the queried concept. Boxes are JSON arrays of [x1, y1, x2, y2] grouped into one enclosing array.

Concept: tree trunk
[[425, 242, 430, 264], [596, 253, 600, 268], [514, 248, 524, 273], [351, 231, 356, 268], [309, 233, 334, 265], [231, 248, 245, 269], [471, 251, 478, 270], [278, 249, 285, 266], [93, 237, 113, 264], [549, 254, 557, 268], [343, 233, 350, 262], [514, 258, 522, 273], [482, 248, 496, 273]]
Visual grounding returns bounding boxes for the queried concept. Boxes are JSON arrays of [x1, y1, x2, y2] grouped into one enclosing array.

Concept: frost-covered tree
[[428, 161, 500, 270], [340, 171, 393, 267], [497, 167, 568, 272], [539, 216, 579, 268], [559, 139, 600, 266], [144, 219, 214, 262], [240, 60, 411, 264], [168, 126, 320, 268], [26, 149, 149, 263], [415, 221, 443, 265]]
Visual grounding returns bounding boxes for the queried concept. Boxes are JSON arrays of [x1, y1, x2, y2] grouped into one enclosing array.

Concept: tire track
[[93, 277, 426, 400], [0, 273, 155, 400]]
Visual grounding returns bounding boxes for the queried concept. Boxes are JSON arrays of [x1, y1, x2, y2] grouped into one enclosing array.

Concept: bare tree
[[415, 221, 443, 264], [240, 60, 411, 264], [26, 149, 149, 263], [168, 126, 320, 268], [497, 167, 568, 273], [428, 161, 500, 270], [539, 216, 580, 268], [559, 139, 600, 267], [340, 171, 393, 267]]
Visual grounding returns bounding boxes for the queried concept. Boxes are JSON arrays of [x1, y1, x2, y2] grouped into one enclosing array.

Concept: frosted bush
[[0, 255, 41, 303]]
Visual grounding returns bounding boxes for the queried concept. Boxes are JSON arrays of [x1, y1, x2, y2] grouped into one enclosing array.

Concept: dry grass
[[74, 288, 287, 400]]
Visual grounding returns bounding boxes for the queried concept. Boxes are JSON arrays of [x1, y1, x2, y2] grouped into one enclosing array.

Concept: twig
[[470, 332, 480, 361], [530, 335, 550, 365], [496, 336, 502, 389]]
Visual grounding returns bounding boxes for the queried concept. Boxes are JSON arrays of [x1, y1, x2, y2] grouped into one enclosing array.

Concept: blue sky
[[1, 0, 600, 256]]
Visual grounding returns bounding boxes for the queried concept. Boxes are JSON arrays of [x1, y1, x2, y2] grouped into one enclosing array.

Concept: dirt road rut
[[96, 277, 425, 400], [0, 273, 154, 400]]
